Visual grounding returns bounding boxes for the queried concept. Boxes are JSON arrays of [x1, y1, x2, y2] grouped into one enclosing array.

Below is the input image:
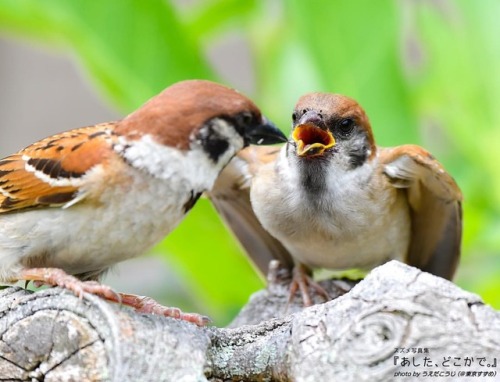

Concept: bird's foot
[[288, 263, 330, 307], [117, 293, 211, 326], [20, 267, 119, 301], [20, 268, 209, 326]]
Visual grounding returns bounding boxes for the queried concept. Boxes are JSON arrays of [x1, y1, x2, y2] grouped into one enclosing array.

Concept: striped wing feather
[[0, 123, 117, 213], [381, 145, 462, 280]]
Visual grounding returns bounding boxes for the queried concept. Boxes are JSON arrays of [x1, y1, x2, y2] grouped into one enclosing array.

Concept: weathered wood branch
[[0, 261, 499, 381]]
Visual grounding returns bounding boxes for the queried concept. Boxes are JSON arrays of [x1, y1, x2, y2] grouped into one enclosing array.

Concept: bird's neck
[[114, 134, 226, 192], [280, 147, 378, 200]]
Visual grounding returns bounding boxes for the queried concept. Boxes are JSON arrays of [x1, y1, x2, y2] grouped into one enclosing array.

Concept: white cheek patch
[[118, 135, 205, 178], [193, 118, 245, 166], [116, 132, 238, 192]]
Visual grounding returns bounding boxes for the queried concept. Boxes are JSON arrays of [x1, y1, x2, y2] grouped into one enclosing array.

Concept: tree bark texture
[[0, 261, 499, 382]]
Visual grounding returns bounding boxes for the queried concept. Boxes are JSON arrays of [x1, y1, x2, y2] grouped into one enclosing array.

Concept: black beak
[[245, 117, 287, 145]]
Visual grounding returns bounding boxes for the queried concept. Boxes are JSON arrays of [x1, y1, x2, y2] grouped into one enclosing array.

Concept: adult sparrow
[[0, 79, 286, 324]]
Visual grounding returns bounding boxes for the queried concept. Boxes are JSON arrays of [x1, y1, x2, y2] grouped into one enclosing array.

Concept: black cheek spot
[[205, 139, 229, 162], [348, 146, 368, 169], [199, 126, 230, 163], [183, 190, 202, 213]]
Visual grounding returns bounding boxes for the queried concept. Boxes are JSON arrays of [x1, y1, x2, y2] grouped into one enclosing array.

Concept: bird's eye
[[338, 118, 354, 136], [241, 112, 253, 125]]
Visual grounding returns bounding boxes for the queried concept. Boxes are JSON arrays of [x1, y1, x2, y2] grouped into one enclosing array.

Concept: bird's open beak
[[245, 117, 288, 145], [292, 124, 336, 157]]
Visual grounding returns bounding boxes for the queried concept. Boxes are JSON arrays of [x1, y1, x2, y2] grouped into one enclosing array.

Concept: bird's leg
[[288, 263, 330, 307], [20, 267, 118, 301], [20, 268, 210, 326], [112, 293, 211, 327]]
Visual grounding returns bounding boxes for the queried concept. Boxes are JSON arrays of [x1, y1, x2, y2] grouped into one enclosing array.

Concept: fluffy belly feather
[[284, 221, 409, 270], [252, 162, 411, 271], [0, 169, 191, 281]]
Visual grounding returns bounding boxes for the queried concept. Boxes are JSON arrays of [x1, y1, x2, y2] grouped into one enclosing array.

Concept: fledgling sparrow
[[209, 92, 462, 306], [0, 79, 287, 324]]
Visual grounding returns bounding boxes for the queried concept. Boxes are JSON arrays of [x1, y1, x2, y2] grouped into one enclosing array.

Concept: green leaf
[[405, 0, 500, 307], [284, 0, 417, 146], [182, 0, 258, 40], [0, 0, 215, 110], [1, 0, 498, 315]]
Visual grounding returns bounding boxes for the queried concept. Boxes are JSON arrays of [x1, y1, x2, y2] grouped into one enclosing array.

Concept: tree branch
[[1, 261, 499, 381]]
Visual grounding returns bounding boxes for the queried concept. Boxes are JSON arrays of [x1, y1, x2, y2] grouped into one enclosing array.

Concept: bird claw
[[19, 268, 209, 326], [288, 264, 330, 307], [79, 280, 122, 304], [20, 267, 119, 301], [267, 259, 293, 286], [118, 293, 211, 326]]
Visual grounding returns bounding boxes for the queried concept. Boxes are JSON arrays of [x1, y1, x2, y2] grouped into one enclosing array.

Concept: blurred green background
[[0, 0, 498, 325]]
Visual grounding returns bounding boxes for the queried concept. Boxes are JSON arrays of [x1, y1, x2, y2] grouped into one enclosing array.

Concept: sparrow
[[0, 79, 287, 325], [209, 92, 462, 306]]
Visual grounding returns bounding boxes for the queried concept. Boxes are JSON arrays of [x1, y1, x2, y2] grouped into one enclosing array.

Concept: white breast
[[251, 151, 411, 271], [0, 136, 223, 281], [0, 169, 183, 280]]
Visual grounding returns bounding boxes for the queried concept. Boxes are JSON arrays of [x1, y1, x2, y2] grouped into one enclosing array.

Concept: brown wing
[[381, 145, 462, 280], [207, 145, 294, 276], [0, 123, 117, 213]]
